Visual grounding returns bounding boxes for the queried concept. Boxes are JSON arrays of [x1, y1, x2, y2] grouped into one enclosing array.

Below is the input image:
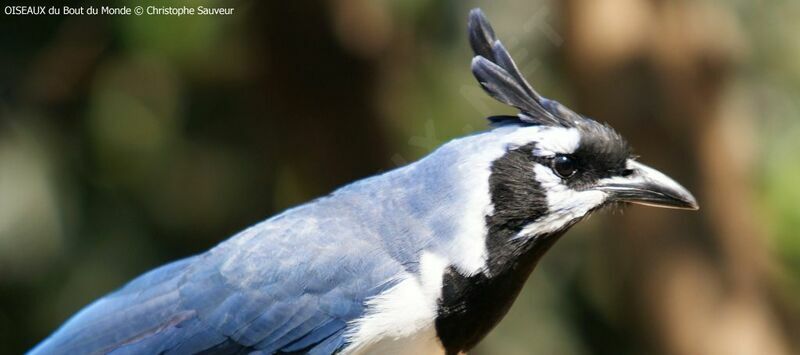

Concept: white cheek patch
[[515, 164, 607, 238]]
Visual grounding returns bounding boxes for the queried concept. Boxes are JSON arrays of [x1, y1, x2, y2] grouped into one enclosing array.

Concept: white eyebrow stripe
[[529, 127, 580, 156]]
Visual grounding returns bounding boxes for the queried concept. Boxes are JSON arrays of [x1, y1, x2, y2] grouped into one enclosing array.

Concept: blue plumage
[[30, 126, 531, 354]]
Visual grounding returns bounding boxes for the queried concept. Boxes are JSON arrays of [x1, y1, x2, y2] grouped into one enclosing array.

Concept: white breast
[[342, 252, 449, 355], [347, 326, 444, 355]]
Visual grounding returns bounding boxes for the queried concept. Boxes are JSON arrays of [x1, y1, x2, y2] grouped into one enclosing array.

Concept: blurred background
[[1, 0, 799, 354]]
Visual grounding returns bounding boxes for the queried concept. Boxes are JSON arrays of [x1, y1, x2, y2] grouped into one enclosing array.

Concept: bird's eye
[[551, 155, 577, 178]]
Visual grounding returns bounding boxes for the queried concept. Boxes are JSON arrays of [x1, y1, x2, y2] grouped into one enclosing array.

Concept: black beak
[[599, 160, 699, 210]]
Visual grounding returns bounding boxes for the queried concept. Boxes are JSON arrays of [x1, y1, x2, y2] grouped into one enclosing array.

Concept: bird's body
[[32, 125, 570, 354], [31, 9, 698, 355]]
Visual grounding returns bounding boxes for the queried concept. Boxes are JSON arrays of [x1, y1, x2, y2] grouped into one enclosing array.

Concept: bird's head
[[466, 8, 698, 245], [414, 11, 700, 353]]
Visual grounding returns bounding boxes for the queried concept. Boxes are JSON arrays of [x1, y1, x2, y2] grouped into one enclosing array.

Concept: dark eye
[[551, 155, 577, 178]]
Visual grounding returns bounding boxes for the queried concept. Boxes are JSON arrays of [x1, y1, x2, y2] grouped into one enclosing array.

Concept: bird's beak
[[598, 160, 699, 210]]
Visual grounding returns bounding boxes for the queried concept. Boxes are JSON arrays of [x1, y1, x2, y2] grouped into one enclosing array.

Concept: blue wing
[[30, 204, 405, 355]]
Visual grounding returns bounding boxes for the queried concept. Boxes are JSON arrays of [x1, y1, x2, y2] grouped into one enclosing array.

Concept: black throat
[[434, 143, 572, 354]]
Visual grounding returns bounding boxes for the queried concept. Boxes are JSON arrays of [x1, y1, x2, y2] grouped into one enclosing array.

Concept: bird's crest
[[468, 8, 582, 128]]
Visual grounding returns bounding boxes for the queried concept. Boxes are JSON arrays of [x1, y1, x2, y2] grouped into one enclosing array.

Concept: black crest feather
[[468, 8, 581, 127]]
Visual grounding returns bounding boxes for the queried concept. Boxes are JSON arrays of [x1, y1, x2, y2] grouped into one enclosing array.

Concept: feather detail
[[468, 8, 581, 127]]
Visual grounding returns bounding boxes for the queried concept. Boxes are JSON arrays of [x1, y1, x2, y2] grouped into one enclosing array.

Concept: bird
[[30, 8, 698, 355]]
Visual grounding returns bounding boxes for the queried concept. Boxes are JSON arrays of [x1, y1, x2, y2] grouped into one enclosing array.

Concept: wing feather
[[30, 222, 401, 355]]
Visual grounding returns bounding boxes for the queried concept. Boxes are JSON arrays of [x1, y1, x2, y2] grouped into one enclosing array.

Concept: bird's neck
[[434, 226, 568, 355], [432, 140, 579, 354]]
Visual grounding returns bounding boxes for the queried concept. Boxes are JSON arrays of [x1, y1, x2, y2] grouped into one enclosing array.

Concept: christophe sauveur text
[[4, 5, 234, 16]]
